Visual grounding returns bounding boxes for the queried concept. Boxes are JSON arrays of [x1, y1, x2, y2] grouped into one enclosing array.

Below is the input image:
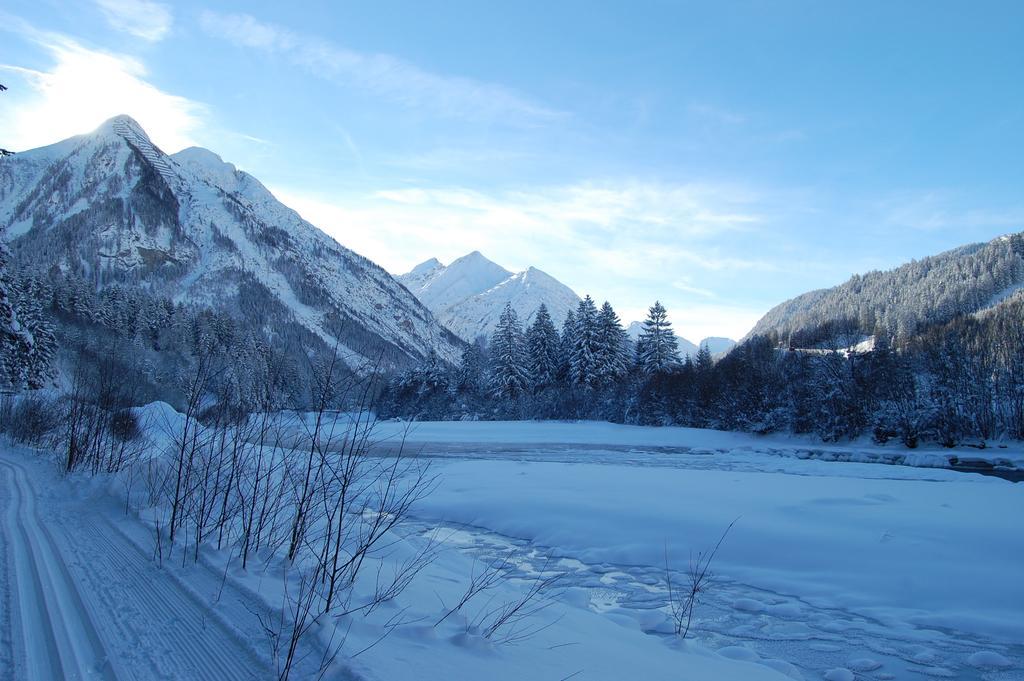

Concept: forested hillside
[[748, 234, 1024, 347]]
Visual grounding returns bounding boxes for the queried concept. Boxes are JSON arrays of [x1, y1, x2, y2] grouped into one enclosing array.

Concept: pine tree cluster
[[383, 297, 685, 421]]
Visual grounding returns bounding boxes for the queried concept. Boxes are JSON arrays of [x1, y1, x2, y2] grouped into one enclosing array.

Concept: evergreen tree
[[526, 303, 560, 391], [693, 343, 717, 422], [594, 301, 629, 385], [13, 276, 57, 389], [636, 301, 681, 374], [418, 349, 450, 396], [454, 339, 488, 398], [695, 344, 714, 373], [569, 296, 600, 388], [557, 308, 576, 384], [489, 303, 528, 399]]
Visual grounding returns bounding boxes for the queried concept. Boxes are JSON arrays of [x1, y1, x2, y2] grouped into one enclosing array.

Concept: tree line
[[382, 292, 1024, 447], [3, 248, 1023, 448]]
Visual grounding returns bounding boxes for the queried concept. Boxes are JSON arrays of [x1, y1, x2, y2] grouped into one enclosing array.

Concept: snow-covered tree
[[595, 301, 629, 384], [557, 308, 576, 384], [417, 349, 450, 396], [454, 339, 488, 397], [0, 249, 52, 390], [526, 303, 560, 391], [489, 303, 529, 398], [636, 301, 681, 374], [13, 275, 57, 389], [569, 296, 600, 388]]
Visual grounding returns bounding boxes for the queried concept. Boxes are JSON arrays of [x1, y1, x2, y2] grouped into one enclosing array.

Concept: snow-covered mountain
[[0, 115, 463, 369], [399, 252, 580, 342], [403, 251, 513, 314], [701, 337, 737, 356]]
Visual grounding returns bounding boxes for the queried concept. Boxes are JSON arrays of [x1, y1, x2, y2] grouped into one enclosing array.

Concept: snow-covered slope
[[400, 252, 579, 341], [0, 115, 462, 369]]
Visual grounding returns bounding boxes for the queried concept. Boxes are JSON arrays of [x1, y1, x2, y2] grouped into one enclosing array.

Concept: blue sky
[[2, 1, 1022, 340]]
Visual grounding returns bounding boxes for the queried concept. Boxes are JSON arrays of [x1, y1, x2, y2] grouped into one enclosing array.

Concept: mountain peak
[[450, 250, 504, 270], [173, 146, 228, 168], [400, 253, 579, 341], [399, 258, 446, 292], [409, 257, 443, 275], [522, 265, 558, 282], [403, 251, 511, 313], [171, 146, 242, 189], [95, 114, 151, 143]]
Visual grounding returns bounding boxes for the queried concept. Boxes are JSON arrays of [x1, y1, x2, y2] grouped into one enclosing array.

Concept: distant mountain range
[[0, 115, 463, 371], [398, 251, 580, 342]]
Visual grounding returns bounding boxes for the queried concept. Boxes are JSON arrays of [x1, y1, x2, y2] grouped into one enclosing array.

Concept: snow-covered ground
[[371, 420, 1024, 680], [2, 416, 1022, 681], [367, 418, 1024, 473]]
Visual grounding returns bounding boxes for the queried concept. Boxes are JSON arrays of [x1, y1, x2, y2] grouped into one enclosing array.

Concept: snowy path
[[0, 454, 273, 681], [406, 516, 1024, 681], [0, 458, 119, 680]]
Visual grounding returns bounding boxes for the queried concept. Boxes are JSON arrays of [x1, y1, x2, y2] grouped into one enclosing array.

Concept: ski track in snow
[[0, 454, 272, 681], [405, 516, 1024, 681], [0, 458, 119, 680]]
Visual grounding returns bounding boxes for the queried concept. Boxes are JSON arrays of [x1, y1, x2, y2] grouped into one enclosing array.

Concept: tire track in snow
[[0, 458, 120, 681]]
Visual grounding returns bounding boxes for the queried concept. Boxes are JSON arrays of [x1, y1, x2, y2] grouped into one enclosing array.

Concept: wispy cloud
[[370, 181, 762, 242], [198, 11, 566, 125], [273, 178, 775, 338], [877, 190, 1024, 232], [382, 147, 534, 172], [0, 22, 204, 152], [688, 102, 746, 126], [672, 278, 716, 298], [94, 0, 172, 42]]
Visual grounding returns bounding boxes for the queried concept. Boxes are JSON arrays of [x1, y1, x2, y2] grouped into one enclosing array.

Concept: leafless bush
[[58, 352, 151, 475], [473, 557, 565, 645], [435, 550, 515, 627], [664, 519, 737, 639], [4, 393, 61, 445], [126, 343, 441, 680]]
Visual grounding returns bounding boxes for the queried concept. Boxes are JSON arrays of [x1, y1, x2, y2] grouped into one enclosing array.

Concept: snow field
[[5, 409, 1023, 681]]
